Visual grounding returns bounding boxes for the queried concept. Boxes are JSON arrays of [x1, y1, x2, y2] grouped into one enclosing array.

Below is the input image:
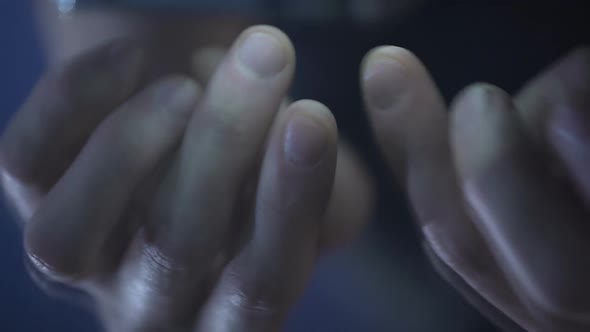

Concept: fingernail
[[284, 114, 330, 166], [153, 77, 200, 116], [363, 49, 407, 110], [237, 31, 288, 78]]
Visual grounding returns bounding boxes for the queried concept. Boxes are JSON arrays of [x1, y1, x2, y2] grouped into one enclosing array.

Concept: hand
[[37, 0, 375, 252], [0, 26, 352, 332], [361, 45, 590, 331]]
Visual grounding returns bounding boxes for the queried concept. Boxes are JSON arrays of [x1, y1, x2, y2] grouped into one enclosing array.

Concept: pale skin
[[0, 4, 374, 332], [362, 45, 590, 331], [2, 2, 590, 332]]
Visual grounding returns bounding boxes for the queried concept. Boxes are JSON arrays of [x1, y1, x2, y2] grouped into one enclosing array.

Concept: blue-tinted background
[[1, 1, 588, 331]]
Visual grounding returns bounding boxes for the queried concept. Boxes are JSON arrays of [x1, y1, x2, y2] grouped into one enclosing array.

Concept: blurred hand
[[0, 25, 372, 332], [361, 45, 590, 331]]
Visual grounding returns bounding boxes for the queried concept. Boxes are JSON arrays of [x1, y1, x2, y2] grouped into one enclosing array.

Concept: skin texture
[[362, 45, 590, 331], [0, 23, 371, 331]]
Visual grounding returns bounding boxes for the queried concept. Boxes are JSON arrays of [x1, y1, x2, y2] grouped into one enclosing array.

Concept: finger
[[195, 100, 337, 332], [320, 142, 375, 249], [24, 76, 200, 280], [119, 26, 295, 328], [0, 40, 148, 193], [550, 106, 590, 208], [452, 84, 590, 329], [518, 48, 590, 207], [152, 25, 293, 270], [515, 46, 590, 146], [192, 47, 227, 85], [361, 46, 532, 328]]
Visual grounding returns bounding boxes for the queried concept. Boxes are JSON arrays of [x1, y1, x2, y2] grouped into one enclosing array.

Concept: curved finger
[[158, 25, 294, 263], [515, 46, 590, 146], [519, 47, 590, 208], [24, 76, 200, 280], [195, 100, 337, 332], [452, 84, 590, 330], [116, 26, 295, 329], [0, 40, 148, 194], [361, 46, 532, 329]]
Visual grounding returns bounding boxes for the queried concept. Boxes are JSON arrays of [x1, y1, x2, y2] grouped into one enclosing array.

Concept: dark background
[[1, 0, 588, 331]]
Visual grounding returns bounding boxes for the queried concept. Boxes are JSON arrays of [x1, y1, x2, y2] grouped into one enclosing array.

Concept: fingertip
[[362, 46, 417, 74], [451, 83, 513, 130], [361, 46, 417, 111], [450, 83, 517, 179], [245, 25, 296, 62], [234, 25, 295, 78]]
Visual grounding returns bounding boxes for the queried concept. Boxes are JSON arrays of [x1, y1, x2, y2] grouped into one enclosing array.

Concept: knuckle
[[24, 213, 94, 281], [224, 279, 282, 320], [221, 265, 287, 318], [142, 241, 209, 278], [24, 236, 88, 282], [142, 242, 187, 275]]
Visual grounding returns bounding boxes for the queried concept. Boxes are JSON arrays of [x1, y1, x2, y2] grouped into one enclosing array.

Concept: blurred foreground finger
[[25, 76, 200, 281], [452, 84, 590, 330], [515, 46, 590, 146], [1, 40, 147, 193]]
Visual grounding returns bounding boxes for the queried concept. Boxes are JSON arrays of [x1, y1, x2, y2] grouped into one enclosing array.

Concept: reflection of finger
[[192, 47, 227, 85], [0, 40, 147, 192], [361, 46, 531, 329], [195, 100, 337, 332], [452, 84, 590, 330], [25, 76, 200, 281], [122, 26, 295, 329], [515, 47, 590, 146]]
